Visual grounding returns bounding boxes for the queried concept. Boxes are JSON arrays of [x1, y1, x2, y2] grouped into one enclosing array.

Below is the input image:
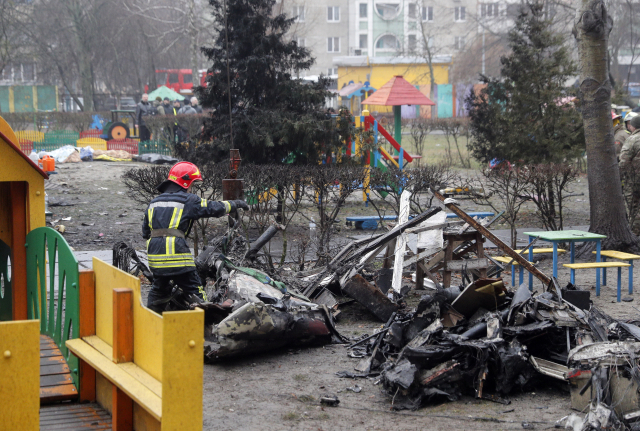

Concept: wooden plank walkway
[[40, 334, 78, 404], [40, 403, 112, 430]]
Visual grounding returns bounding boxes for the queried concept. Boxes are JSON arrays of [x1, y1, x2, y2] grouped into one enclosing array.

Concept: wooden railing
[[25, 226, 80, 386]]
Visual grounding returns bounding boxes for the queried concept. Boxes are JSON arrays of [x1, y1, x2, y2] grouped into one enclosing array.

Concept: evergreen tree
[[197, 0, 340, 163], [466, 1, 584, 164]]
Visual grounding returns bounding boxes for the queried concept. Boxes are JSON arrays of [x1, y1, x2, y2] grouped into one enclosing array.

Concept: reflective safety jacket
[[142, 190, 231, 276]]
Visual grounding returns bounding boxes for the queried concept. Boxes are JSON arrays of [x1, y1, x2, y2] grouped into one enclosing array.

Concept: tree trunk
[[574, 0, 638, 252]]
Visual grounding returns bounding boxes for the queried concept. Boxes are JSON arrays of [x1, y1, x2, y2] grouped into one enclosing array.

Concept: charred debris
[[115, 201, 640, 429]]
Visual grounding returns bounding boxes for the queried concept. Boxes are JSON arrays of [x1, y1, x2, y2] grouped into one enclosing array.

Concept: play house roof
[[1, 129, 49, 179], [361, 75, 435, 106]]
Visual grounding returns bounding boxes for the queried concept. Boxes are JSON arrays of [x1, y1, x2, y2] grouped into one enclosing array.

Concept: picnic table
[[523, 230, 606, 289], [346, 212, 495, 230]]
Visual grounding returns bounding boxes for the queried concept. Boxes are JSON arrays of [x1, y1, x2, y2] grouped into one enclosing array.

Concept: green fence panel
[[0, 86, 9, 113], [37, 86, 57, 111], [138, 140, 173, 156], [0, 239, 12, 321], [45, 130, 79, 145], [26, 227, 79, 387], [13, 86, 34, 113]]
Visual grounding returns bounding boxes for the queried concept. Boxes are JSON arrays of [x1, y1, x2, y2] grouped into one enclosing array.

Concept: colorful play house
[[0, 116, 204, 430]]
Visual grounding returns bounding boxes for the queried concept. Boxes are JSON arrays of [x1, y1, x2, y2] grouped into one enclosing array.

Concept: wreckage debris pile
[[114, 205, 640, 429], [340, 277, 640, 427]]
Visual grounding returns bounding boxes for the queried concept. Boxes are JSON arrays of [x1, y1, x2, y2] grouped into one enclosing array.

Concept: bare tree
[[574, 0, 638, 251]]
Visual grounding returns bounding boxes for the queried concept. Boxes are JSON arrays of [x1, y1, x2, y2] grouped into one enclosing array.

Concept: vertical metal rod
[[223, 0, 234, 144]]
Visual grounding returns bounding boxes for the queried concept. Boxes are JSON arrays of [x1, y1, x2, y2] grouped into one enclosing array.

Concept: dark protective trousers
[[146, 270, 207, 313]]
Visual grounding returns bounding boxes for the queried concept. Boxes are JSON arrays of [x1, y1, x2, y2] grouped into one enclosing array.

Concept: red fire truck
[[146, 69, 208, 94]]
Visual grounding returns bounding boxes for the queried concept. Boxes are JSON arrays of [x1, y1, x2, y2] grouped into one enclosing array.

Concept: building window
[[375, 2, 401, 20], [359, 3, 368, 18], [506, 4, 521, 17], [327, 37, 340, 52], [375, 34, 400, 50], [408, 34, 417, 52], [480, 3, 498, 17], [328, 67, 338, 75], [454, 36, 465, 50], [408, 3, 417, 19], [2, 64, 12, 81], [454, 6, 466, 21], [422, 6, 433, 21], [359, 34, 368, 49], [296, 38, 306, 47], [327, 6, 340, 22], [292, 6, 305, 22]]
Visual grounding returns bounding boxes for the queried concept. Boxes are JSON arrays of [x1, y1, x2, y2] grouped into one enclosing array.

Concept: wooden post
[[78, 269, 96, 403], [416, 247, 425, 289], [112, 288, 133, 431], [10, 182, 27, 320]]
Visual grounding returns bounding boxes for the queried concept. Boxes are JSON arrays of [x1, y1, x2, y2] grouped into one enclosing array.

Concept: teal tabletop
[[523, 230, 607, 241]]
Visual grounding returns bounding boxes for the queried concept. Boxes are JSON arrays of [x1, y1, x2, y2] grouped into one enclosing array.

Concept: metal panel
[[0, 86, 10, 112], [13, 86, 34, 112], [37, 86, 57, 111], [437, 84, 453, 118]]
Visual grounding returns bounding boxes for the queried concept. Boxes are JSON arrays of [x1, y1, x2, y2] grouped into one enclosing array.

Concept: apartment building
[[349, 0, 477, 58], [282, 0, 351, 77]]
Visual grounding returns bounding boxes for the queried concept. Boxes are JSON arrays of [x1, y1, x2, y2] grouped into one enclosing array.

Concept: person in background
[[157, 97, 171, 115], [135, 93, 152, 141], [620, 115, 640, 169], [191, 97, 203, 114], [178, 98, 197, 115], [153, 96, 162, 114]]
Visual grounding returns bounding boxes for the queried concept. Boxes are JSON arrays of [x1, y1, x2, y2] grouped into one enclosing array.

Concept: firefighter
[[142, 161, 249, 314]]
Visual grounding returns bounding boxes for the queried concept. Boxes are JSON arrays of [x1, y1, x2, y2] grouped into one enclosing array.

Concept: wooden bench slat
[[563, 262, 630, 269], [593, 250, 640, 260], [514, 248, 567, 254], [66, 338, 162, 421]]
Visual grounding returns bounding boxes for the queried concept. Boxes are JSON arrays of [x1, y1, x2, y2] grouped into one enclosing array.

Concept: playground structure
[[0, 116, 204, 430]]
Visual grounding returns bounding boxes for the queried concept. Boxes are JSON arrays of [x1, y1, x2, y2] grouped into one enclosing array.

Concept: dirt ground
[[46, 161, 639, 430]]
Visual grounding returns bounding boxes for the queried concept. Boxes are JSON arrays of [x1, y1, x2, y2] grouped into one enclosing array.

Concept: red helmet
[[612, 110, 622, 120], [167, 162, 202, 189]]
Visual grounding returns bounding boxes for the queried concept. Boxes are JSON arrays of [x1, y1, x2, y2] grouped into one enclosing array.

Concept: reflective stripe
[[148, 253, 194, 261], [149, 201, 185, 210], [148, 208, 154, 229], [198, 285, 208, 301], [201, 198, 207, 207], [223, 201, 231, 214], [171, 237, 176, 255], [149, 262, 196, 268], [165, 237, 171, 256], [172, 208, 183, 228], [168, 207, 178, 228]]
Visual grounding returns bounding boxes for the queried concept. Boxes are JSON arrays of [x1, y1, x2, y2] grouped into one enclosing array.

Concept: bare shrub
[[520, 163, 579, 231], [470, 166, 529, 248], [3, 112, 33, 131], [121, 166, 171, 205], [305, 165, 366, 264], [369, 164, 456, 217], [410, 117, 435, 160], [436, 118, 471, 168]]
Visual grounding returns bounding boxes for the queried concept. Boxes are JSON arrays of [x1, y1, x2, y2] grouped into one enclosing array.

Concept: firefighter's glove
[[231, 200, 250, 212]]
